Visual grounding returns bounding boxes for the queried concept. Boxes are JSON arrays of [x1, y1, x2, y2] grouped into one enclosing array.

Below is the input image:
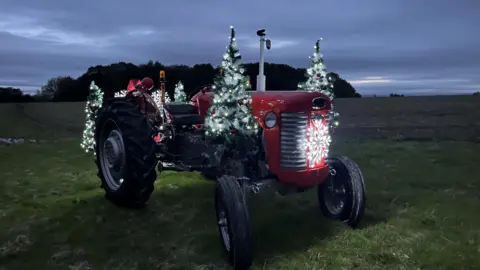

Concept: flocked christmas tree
[[204, 26, 258, 139], [80, 81, 104, 154], [298, 38, 335, 99], [298, 38, 339, 130], [173, 81, 186, 102]]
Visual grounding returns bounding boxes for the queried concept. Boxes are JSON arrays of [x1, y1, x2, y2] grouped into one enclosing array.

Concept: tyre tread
[[94, 100, 158, 207]]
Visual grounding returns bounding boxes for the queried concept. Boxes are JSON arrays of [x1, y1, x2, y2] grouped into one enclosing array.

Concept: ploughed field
[[1, 95, 479, 142], [0, 95, 479, 269]]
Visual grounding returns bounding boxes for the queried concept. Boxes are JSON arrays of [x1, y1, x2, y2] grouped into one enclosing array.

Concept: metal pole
[[160, 70, 166, 104], [257, 36, 266, 91]]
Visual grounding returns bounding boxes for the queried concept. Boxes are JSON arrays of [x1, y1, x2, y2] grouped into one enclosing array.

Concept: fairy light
[[204, 26, 259, 138], [151, 90, 162, 106], [114, 90, 127, 98], [303, 115, 331, 168], [80, 81, 104, 154]]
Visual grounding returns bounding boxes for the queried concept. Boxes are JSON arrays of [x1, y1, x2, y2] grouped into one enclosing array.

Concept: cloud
[[0, 0, 478, 95], [349, 77, 392, 85], [0, 14, 114, 48]]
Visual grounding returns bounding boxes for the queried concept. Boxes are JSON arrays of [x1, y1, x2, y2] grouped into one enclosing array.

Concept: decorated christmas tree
[[204, 26, 258, 139], [298, 38, 335, 100], [80, 81, 104, 154], [299, 38, 340, 130], [173, 81, 186, 102]]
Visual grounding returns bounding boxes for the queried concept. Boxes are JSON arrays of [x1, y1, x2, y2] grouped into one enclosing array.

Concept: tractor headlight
[[264, 111, 277, 128]]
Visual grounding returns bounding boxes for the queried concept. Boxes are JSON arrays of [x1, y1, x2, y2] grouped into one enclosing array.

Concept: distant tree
[[328, 72, 361, 98], [37, 76, 75, 101], [53, 76, 77, 101], [389, 93, 404, 97], [473, 91, 479, 96], [0, 87, 35, 102], [20, 60, 361, 102]]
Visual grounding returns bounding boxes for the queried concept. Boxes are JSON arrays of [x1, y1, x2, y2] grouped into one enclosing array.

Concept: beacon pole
[[256, 29, 271, 92], [159, 70, 166, 104]]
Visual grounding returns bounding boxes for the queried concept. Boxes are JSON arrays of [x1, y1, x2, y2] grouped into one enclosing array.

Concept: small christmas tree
[[204, 26, 258, 139], [298, 38, 335, 100], [173, 81, 186, 102], [299, 38, 339, 130], [81, 81, 104, 154]]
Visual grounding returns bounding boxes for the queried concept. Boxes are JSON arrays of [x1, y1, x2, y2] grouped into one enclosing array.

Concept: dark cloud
[[0, 0, 479, 95]]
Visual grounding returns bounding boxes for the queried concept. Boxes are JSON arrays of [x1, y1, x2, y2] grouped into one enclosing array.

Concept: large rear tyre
[[95, 100, 158, 207], [318, 156, 366, 228], [215, 175, 253, 270]]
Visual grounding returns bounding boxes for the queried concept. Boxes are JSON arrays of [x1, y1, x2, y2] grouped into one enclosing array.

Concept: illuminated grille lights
[[303, 114, 331, 168]]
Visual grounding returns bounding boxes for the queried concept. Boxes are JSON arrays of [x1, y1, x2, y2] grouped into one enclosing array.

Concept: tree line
[[1, 61, 361, 103]]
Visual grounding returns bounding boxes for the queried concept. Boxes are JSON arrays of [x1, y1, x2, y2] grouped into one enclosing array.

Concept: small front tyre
[[215, 175, 252, 270], [318, 156, 366, 228]]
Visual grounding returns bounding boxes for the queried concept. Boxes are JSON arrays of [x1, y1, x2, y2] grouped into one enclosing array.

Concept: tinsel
[[173, 81, 186, 102], [80, 81, 104, 154], [204, 26, 258, 139]]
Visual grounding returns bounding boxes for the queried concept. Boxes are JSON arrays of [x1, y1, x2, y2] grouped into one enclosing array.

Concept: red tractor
[[94, 78, 366, 269]]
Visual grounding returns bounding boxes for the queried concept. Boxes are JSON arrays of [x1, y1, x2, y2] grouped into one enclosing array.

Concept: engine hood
[[250, 91, 331, 112]]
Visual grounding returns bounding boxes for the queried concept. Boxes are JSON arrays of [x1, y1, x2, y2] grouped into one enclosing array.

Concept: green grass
[[0, 140, 479, 269]]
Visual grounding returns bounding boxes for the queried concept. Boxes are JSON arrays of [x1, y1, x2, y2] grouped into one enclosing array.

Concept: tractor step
[[246, 178, 276, 194]]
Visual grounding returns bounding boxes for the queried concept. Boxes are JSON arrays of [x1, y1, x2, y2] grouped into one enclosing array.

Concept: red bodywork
[[127, 79, 332, 188], [191, 88, 332, 188]]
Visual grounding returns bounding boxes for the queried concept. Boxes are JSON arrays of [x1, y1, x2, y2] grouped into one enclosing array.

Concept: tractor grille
[[280, 113, 308, 170]]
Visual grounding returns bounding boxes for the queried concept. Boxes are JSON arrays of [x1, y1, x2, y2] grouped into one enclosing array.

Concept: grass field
[[0, 96, 479, 269]]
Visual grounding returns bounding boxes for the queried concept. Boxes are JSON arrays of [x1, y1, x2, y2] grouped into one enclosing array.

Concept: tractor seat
[[164, 103, 198, 115], [170, 114, 204, 126]]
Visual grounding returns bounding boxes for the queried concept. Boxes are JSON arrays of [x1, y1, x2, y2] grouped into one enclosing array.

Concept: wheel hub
[[104, 136, 124, 169], [99, 127, 126, 191], [324, 174, 346, 214]]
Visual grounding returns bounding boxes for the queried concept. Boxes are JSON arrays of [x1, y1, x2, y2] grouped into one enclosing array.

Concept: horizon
[[1, 0, 478, 96]]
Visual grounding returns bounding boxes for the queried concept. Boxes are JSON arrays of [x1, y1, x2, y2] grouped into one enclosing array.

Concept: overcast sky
[[0, 0, 478, 95]]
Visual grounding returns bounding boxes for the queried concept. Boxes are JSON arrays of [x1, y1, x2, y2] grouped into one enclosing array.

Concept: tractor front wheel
[[95, 100, 158, 207], [215, 175, 252, 270], [318, 156, 366, 228]]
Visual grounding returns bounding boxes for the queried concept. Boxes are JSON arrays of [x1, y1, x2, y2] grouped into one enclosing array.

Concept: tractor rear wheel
[[95, 100, 158, 207], [318, 156, 366, 228], [215, 175, 252, 270]]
